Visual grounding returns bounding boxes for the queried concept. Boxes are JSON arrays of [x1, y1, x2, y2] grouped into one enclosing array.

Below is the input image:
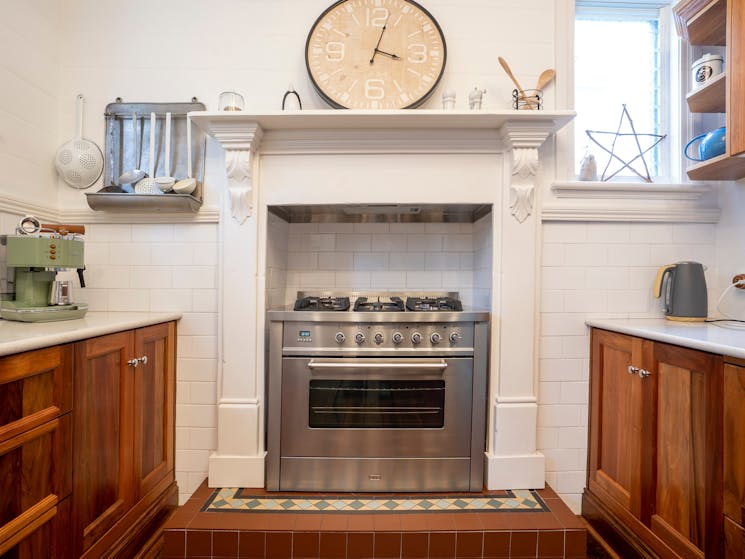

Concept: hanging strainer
[[55, 94, 104, 189]]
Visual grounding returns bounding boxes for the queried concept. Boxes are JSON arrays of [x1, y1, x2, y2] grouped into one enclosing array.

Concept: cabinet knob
[[628, 365, 640, 375], [638, 368, 651, 379], [127, 355, 149, 367]]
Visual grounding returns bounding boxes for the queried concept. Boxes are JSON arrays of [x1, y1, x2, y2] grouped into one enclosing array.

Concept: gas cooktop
[[293, 294, 463, 313]]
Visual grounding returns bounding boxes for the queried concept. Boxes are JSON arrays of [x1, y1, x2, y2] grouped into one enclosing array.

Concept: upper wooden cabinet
[[675, 0, 745, 180], [584, 328, 725, 558]]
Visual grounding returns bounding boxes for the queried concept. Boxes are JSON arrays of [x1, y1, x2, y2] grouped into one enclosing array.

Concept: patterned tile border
[[201, 488, 550, 514]]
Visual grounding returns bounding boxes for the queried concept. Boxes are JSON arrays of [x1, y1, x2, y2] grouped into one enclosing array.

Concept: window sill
[[542, 180, 720, 223]]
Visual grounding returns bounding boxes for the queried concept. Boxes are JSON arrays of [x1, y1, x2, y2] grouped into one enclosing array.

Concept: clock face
[[305, 0, 447, 109]]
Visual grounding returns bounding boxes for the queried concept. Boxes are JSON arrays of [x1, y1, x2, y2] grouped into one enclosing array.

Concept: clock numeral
[[325, 41, 345, 61], [407, 43, 427, 64], [364, 79, 385, 99], [366, 7, 389, 27]]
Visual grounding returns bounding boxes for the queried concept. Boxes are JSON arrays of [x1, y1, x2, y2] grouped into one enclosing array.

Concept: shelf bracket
[[500, 122, 550, 223]]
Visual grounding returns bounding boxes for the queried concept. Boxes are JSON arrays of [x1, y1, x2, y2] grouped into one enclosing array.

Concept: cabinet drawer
[[0, 345, 73, 444], [0, 415, 72, 552], [724, 516, 744, 559]]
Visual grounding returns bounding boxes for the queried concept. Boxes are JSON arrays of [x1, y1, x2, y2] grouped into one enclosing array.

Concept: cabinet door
[[72, 331, 135, 556], [724, 362, 745, 523], [133, 322, 176, 499], [650, 342, 723, 559], [728, 0, 745, 156], [588, 329, 645, 518]]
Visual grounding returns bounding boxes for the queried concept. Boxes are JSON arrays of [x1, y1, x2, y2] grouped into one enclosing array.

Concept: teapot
[[684, 126, 726, 161]]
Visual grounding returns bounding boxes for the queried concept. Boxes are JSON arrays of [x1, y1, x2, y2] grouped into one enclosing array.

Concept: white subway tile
[[558, 426, 588, 449], [189, 382, 216, 404], [173, 223, 218, 243], [178, 313, 218, 336], [389, 252, 424, 270], [287, 251, 318, 270], [442, 234, 473, 252], [606, 290, 652, 314], [353, 223, 389, 234], [175, 449, 211, 471], [288, 223, 319, 234], [108, 289, 150, 312], [672, 223, 716, 245], [131, 267, 173, 289], [629, 223, 673, 243], [110, 244, 152, 266], [542, 223, 587, 243], [541, 313, 589, 336], [560, 382, 589, 405], [536, 427, 559, 449], [586, 223, 630, 243], [407, 234, 443, 252], [370, 271, 406, 288], [442, 271, 473, 288], [150, 289, 193, 312], [562, 336, 590, 359], [563, 244, 607, 266], [319, 223, 354, 233], [335, 271, 372, 288], [87, 266, 132, 289], [151, 243, 195, 266], [192, 289, 218, 313], [131, 224, 175, 242], [372, 234, 407, 252], [555, 471, 587, 494], [192, 243, 218, 266], [389, 223, 426, 234], [406, 271, 443, 288], [337, 234, 372, 251], [318, 252, 354, 270], [540, 358, 585, 382], [177, 358, 217, 382], [538, 381, 561, 404], [539, 336, 563, 359], [188, 428, 217, 450], [541, 291, 564, 313], [354, 253, 388, 270], [542, 244, 564, 266], [176, 404, 217, 428], [459, 253, 475, 269], [88, 224, 132, 242], [426, 253, 460, 271], [178, 336, 217, 359], [84, 243, 109, 265], [542, 447, 583, 470], [542, 267, 586, 290], [298, 271, 336, 287], [173, 267, 216, 289], [176, 381, 190, 404]]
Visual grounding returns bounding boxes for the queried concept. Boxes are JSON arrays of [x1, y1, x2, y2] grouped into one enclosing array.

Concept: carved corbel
[[500, 123, 550, 224], [225, 150, 254, 224], [214, 123, 263, 225]]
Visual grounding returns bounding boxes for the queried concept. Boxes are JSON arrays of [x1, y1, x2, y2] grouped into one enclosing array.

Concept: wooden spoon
[[536, 69, 556, 91], [498, 56, 525, 93]]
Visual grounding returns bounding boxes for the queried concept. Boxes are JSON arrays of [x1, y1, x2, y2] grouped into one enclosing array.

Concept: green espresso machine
[[1, 221, 88, 322]]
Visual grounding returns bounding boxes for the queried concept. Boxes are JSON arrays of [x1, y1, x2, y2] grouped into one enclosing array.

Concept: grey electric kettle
[[653, 261, 708, 321]]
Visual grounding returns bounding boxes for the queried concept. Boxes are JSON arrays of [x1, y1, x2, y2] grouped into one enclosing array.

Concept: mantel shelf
[[189, 109, 575, 135]]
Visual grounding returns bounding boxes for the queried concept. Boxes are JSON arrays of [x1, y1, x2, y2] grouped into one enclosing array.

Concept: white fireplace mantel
[[191, 109, 575, 490]]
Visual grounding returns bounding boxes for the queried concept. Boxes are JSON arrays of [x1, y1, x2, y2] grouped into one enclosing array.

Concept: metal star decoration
[[585, 104, 666, 183]]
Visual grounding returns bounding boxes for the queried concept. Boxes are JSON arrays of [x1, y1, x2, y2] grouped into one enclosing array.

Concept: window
[[574, 1, 673, 181]]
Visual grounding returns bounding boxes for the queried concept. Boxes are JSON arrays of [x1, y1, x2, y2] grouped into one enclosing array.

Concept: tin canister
[[691, 53, 723, 88]]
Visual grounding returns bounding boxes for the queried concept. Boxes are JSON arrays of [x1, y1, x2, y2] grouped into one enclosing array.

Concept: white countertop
[[586, 318, 745, 360], [0, 312, 181, 357]]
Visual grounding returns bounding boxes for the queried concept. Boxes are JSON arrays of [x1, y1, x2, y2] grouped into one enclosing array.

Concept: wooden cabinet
[[723, 358, 745, 558], [674, 0, 745, 180], [0, 345, 73, 558], [584, 328, 725, 558], [72, 322, 177, 558], [0, 321, 177, 558]]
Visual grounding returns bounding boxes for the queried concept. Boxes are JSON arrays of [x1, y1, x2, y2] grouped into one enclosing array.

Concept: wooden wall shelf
[[686, 72, 726, 113], [686, 152, 745, 181]]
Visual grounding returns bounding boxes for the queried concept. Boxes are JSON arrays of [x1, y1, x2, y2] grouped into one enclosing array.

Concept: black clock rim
[[304, 0, 448, 110]]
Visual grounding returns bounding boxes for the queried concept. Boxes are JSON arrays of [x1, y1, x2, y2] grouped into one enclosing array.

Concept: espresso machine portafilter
[[0, 216, 88, 322]]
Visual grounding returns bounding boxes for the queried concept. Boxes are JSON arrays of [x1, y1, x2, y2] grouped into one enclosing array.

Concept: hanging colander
[[55, 94, 104, 189]]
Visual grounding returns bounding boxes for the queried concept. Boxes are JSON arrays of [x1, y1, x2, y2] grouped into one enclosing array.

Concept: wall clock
[[305, 0, 447, 109]]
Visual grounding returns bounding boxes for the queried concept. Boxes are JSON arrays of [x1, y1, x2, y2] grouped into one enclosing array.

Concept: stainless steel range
[[266, 292, 489, 492]]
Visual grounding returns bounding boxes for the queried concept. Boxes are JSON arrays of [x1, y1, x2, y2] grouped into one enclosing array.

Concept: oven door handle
[[306, 359, 448, 371]]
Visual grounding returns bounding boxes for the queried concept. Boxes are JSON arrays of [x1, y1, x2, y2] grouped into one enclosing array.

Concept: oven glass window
[[308, 380, 445, 428]]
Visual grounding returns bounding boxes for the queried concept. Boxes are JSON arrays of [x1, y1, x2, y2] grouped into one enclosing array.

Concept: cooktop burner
[[353, 296, 405, 312], [293, 296, 350, 312], [406, 296, 463, 312]]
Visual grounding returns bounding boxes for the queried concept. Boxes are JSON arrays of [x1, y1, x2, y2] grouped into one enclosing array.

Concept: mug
[[683, 126, 726, 161]]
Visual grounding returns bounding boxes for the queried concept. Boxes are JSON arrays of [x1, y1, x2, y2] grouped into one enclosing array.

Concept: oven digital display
[[299, 330, 311, 337]]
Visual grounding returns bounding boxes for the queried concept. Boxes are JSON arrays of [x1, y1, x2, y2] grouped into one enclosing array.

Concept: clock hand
[[374, 49, 400, 60], [369, 15, 391, 65]]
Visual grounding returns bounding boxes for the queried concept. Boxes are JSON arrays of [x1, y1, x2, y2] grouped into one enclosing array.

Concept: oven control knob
[[335, 332, 345, 344], [392, 332, 404, 345], [449, 332, 460, 343], [411, 332, 422, 345], [354, 332, 365, 344], [374, 332, 384, 344], [430, 332, 441, 344]]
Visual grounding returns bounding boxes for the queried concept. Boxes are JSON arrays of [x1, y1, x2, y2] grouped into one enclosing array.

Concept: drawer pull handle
[[127, 356, 149, 367]]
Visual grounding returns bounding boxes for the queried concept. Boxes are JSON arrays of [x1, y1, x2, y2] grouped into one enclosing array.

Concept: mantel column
[[485, 122, 550, 489], [208, 122, 267, 487]]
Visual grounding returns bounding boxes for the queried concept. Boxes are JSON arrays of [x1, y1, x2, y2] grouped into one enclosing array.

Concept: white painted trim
[[552, 180, 711, 199], [208, 452, 267, 488], [0, 193, 220, 223], [485, 453, 546, 490], [543, 206, 720, 222]]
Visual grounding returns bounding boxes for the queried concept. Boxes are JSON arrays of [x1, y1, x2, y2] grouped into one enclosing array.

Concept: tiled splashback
[[267, 214, 493, 308]]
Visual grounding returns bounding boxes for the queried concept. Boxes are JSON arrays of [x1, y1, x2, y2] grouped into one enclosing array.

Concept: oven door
[[280, 357, 473, 458]]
